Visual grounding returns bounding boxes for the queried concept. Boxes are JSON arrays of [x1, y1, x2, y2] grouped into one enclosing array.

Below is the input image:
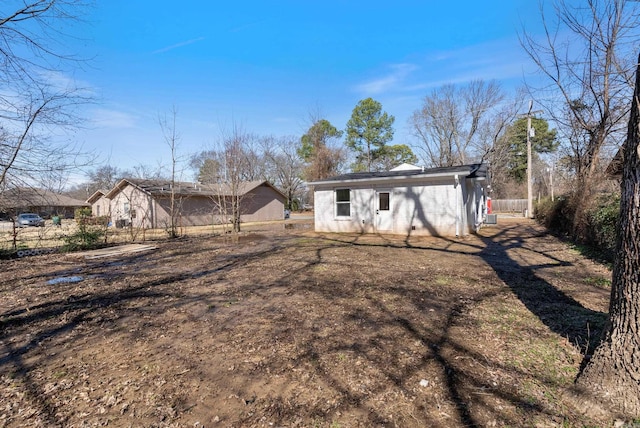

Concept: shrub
[[585, 193, 620, 260], [535, 196, 575, 237], [535, 192, 620, 263], [62, 228, 104, 252], [74, 207, 92, 222], [63, 207, 106, 251]]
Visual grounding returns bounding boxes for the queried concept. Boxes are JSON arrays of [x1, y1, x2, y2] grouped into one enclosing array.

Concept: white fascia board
[[310, 171, 468, 187]]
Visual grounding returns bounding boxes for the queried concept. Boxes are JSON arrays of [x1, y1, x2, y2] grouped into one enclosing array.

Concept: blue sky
[[67, 1, 548, 181]]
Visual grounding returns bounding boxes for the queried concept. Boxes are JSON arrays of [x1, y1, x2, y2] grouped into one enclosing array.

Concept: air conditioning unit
[[485, 214, 498, 224]]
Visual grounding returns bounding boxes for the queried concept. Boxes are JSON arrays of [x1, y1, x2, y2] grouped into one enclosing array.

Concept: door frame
[[375, 189, 393, 232]]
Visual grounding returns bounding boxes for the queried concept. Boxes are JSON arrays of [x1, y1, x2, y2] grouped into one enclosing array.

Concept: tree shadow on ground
[[310, 222, 609, 426], [476, 224, 608, 360], [0, 240, 284, 425], [0, 222, 611, 427], [262, 231, 579, 426]]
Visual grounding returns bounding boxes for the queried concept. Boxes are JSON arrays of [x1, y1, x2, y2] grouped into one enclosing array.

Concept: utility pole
[[527, 101, 533, 219], [521, 101, 543, 219]]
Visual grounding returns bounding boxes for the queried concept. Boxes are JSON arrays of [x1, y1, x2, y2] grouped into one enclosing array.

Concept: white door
[[376, 190, 393, 232]]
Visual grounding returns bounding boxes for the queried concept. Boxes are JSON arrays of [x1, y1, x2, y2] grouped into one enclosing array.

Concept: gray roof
[[86, 189, 109, 204], [104, 179, 286, 200], [0, 187, 90, 209], [310, 163, 487, 185]]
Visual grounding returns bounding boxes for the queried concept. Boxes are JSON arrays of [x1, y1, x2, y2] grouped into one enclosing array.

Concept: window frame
[[334, 188, 351, 218], [378, 191, 390, 211]]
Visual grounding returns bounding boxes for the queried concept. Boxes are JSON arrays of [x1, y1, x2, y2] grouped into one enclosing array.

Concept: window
[[123, 202, 130, 215], [379, 192, 390, 211], [335, 189, 350, 217]]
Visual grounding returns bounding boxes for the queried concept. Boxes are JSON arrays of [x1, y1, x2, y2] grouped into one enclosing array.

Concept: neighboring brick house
[[89, 179, 287, 229], [86, 189, 110, 218], [0, 187, 89, 219]]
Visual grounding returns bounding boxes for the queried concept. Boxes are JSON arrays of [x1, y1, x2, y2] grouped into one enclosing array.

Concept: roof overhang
[[86, 190, 107, 204], [310, 164, 486, 187], [310, 171, 462, 186]]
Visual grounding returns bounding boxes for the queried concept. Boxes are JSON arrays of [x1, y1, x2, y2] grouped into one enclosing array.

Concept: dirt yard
[[0, 218, 615, 427]]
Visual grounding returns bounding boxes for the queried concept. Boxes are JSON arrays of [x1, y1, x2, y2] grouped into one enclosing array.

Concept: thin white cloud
[[355, 38, 533, 98], [409, 38, 533, 91], [153, 37, 205, 54], [37, 70, 95, 96], [90, 108, 137, 129], [354, 63, 419, 95]]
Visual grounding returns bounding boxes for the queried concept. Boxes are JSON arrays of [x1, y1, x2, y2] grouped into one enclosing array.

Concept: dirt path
[[0, 219, 613, 427]]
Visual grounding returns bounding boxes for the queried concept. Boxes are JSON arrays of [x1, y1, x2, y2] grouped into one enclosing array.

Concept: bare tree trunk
[[159, 107, 181, 238], [575, 52, 640, 417]]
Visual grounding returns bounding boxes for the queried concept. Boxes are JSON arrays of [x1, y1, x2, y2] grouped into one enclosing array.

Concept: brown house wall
[[106, 182, 286, 229], [154, 196, 218, 228], [91, 197, 111, 218], [241, 184, 286, 222]]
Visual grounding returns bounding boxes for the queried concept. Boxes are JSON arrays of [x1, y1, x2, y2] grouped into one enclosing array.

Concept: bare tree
[[410, 80, 506, 167], [262, 136, 304, 210], [241, 142, 270, 182], [209, 126, 255, 234], [574, 51, 640, 418], [0, 1, 92, 192], [88, 165, 124, 193], [520, 0, 640, 185], [159, 107, 185, 238], [129, 163, 166, 180]]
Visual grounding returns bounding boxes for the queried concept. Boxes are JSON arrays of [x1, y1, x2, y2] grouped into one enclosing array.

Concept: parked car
[[15, 213, 45, 227]]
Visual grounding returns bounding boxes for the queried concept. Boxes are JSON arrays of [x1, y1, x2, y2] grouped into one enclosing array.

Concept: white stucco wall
[[465, 178, 487, 232], [314, 176, 486, 237]]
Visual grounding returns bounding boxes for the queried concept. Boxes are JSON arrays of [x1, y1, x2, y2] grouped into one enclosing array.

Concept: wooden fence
[[490, 199, 527, 213]]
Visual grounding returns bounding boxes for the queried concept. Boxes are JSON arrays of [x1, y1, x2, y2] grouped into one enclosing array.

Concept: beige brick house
[[89, 179, 286, 229]]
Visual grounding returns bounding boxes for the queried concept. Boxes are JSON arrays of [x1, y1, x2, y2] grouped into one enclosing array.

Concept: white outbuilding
[[310, 163, 488, 237]]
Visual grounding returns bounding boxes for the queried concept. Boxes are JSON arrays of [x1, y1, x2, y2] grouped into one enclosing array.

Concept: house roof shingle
[[86, 189, 109, 204], [310, 163, 487, 185], [0, 187, 89, 209], [103, 179, 286, 200]]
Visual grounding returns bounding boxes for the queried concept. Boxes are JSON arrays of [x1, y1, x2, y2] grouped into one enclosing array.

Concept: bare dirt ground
[[0, 218, 615, 427]]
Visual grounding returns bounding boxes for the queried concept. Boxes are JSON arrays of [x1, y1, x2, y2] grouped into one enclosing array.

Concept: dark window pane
[[336, 203, 350, 217], [379, 192, 389, 211], [336, 189, 350, 202]]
